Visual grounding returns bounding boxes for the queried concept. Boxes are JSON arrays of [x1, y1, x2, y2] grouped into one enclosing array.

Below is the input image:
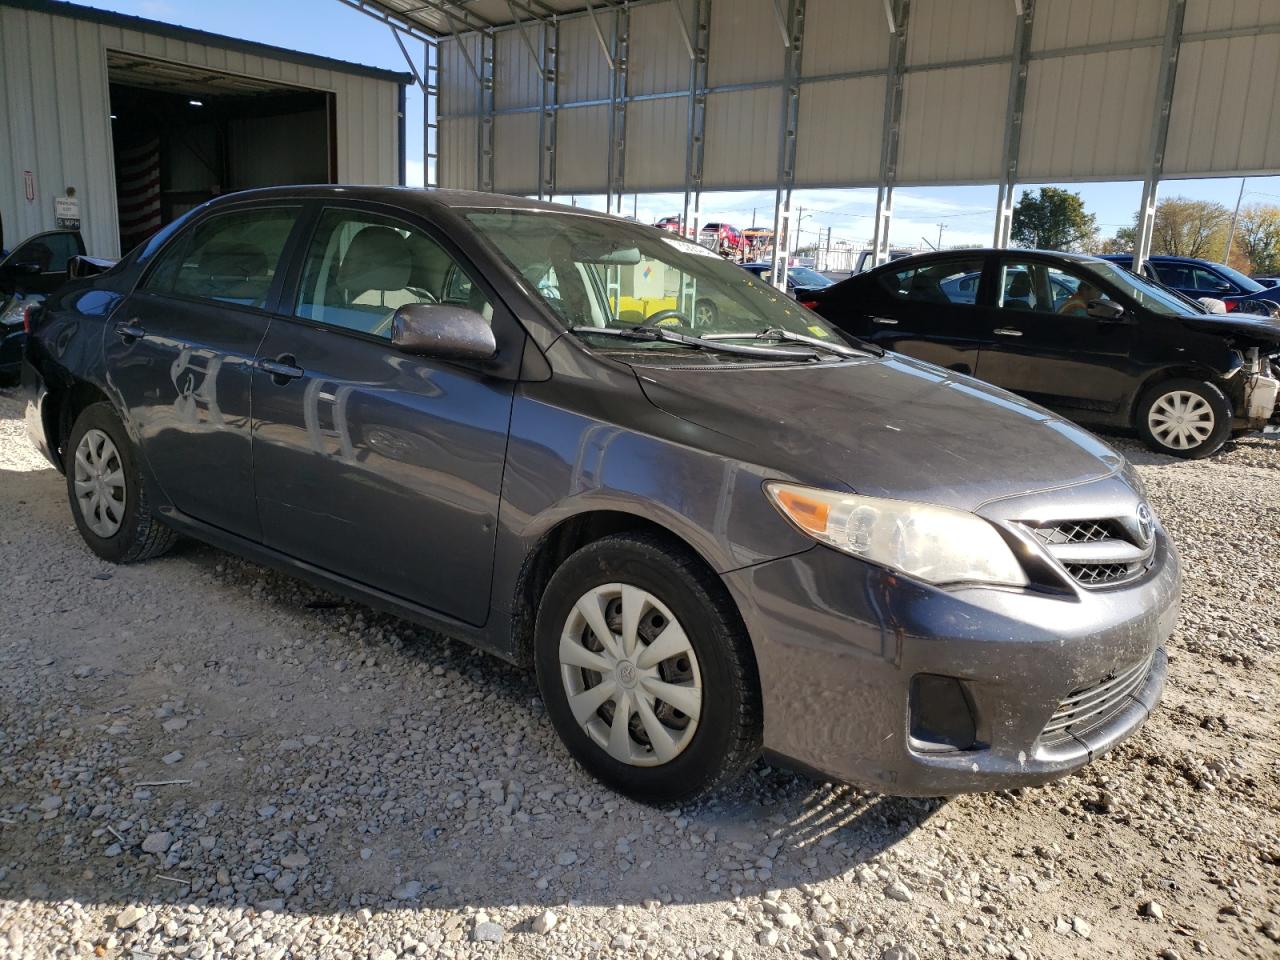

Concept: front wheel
[[65, 402, 178, 562], [534, 533, 762, 804], [1135, 378, 1232, 459]]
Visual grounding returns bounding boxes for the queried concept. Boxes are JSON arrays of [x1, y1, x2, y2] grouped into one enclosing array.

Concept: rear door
[[855, 254, 990, 374], [974, 257, 1135, 416], [104, 203, 301, 539], [249, 204, 518, 625]]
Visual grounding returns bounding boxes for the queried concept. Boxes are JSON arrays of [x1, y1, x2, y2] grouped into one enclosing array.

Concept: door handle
[[993, 327, 1023, 337], [871, 316, 899, 325], [113, 318, 146, 342], [258, 354, 304, 384]]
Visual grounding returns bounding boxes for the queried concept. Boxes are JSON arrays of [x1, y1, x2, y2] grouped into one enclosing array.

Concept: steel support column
[[1135, 0, 1186, 270], [681, 0, 711, 241], [873, 0, 909, 265], [478, 32, 496, 192], [994, 0, 1034, 248], [769, 0, 806, 292], [538, 21, 559, 199], [606, 6, 630, 213]]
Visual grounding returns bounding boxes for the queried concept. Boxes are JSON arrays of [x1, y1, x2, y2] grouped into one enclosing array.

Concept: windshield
[[1213, 262, 1266, 293], [465, 209, 845, 347], [778, 266, 831, 287], [1078, 260, 1196, 317]]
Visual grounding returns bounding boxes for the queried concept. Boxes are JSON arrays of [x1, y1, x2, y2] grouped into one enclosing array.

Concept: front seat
[[334, 226, 420, 332], [1004, 272, 1035, 311]]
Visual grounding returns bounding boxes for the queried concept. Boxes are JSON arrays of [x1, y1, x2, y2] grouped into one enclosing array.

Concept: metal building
[[349, 0, 1280, 276], [1, 0, 410, 258]]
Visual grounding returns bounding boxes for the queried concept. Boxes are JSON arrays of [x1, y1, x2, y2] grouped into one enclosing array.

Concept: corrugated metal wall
[[431, 0, 1280, 197], [0, 3, 401, 257]]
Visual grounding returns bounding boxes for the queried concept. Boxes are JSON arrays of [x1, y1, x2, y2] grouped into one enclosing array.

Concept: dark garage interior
[[107, 51, 334, 252]]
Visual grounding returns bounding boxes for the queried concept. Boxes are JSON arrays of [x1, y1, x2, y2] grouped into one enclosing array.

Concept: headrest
[[337, 226, 412, 294], [1008, 272, 1033, 297]]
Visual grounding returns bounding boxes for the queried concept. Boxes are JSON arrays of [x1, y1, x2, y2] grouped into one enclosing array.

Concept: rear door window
[[144, 207, 299, 310], [879, 257, 986, 305]]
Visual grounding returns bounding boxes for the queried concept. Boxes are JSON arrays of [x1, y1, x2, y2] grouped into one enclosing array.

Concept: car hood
[[632, 354, 1124, 511], [1178, 310, 1280, 345]]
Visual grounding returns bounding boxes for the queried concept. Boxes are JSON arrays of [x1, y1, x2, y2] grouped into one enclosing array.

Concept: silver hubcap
[[1148, 390, 1215, 450], [74, 429, 126, 538], [559, 583, 702, 767]]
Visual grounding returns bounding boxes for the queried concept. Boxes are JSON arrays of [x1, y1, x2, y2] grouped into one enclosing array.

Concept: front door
[[975, 257, 1135, 417], [250, 206, 517, 626], [104, 204, 301, 539], [0, 229, 85, 297]]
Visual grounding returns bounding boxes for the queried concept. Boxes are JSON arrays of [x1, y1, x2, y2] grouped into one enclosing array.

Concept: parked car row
[[1097, 254, 1280, 316], [807, 248, 1280, 458], [22, 187, 1183, 805]]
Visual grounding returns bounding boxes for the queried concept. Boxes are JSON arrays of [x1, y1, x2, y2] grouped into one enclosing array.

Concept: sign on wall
[[23, 170, 35, 203], [55, 195, 81, 230]]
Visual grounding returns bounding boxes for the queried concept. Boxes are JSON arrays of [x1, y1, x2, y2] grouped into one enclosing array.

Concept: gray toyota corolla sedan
[[22, 187, 1179, 803]]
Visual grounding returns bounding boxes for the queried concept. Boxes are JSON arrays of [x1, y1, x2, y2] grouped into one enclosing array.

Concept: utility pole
[[1225, 177, 1247, 263], [936, 222, 946, 249]]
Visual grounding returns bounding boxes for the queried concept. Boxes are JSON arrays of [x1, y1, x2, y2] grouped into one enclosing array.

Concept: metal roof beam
[[334, 0, 435, 43], [873, 0, 909, 265], [671, 0, 695, 59], [994, 0, 1034, 247], [1135, 0, 1186, 270]]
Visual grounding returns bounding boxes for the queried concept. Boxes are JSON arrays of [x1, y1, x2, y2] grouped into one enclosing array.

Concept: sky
[[89, 0, 1280, 253]]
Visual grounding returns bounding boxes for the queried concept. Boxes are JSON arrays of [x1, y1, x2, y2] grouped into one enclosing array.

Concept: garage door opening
[[107, 51, 335, 253]]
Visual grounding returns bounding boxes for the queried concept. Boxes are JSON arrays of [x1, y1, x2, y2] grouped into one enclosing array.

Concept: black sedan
[[809, 249, 1280, 458]]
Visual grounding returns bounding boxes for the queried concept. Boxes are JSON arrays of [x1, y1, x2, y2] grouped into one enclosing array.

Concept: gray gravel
[[1, 386, 1277, 959]]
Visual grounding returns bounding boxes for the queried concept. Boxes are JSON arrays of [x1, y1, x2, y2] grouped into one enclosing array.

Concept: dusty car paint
[[23, 187, 1180, 795]]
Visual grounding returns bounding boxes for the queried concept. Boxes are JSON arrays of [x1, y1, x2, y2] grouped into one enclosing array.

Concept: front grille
[[1030, 519, 1123, 546], [1064, 561, 1131, 585], [1020, 516, 1153, 589], [1041, 654, 1154, 746]]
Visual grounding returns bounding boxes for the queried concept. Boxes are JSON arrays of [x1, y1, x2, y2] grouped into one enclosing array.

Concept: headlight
[[765, 482, 1028, 587]]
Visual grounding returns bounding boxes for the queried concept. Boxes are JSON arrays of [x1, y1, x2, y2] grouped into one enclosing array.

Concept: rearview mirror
[[390, 303, 497, 364], [1086, 299, 1125, 321]]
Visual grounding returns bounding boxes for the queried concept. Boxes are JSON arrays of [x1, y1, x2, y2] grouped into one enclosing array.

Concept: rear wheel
[[65, 402, 177, 562], [534, 533, 761, 804], [1135, 378, 1231, 459]]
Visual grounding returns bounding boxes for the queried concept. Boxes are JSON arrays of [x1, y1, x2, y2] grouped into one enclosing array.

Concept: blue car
[[740, 262, 833, 298], [1099, 254, 1280, 315]]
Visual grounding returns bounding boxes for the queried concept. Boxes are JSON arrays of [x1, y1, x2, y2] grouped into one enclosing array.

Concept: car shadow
[[0, 442, 946, 924]]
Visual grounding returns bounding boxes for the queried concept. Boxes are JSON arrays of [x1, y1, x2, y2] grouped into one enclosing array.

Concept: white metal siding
[[495, 28, 540, 110], [703, 88, 781, 189], [623, 96, 689, 192], [1018, 46, 1161, 181], [557, 13, 614, 104], [1029, 0, 1167, 53], [794, 76, 885, 187], [493, 111, 540, 195], [1164, 33, 1280, 176], [440, 117, 479, 191], [1, 4, 400, 258], [802, 0, 888, 77], [898, 63, 1008, 183], [629, 1, 690, 96], [554, 104, 609, 193], [707, 0, 783, 87], [907, 0, 1014, 65], [1184, 0, 1272, 34]]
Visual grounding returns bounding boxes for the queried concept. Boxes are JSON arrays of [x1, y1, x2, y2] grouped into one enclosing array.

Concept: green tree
[[1233, 204, 1280, 275], [1150, 197, 1230, 259], [1010, 187, 1097, 251]]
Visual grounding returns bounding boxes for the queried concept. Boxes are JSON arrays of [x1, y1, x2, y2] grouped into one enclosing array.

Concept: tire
[[65, 402, 178, 563], [692, 298, 720, 329], [534, 532, 762, 805], [1135, 378, 1232, 459]]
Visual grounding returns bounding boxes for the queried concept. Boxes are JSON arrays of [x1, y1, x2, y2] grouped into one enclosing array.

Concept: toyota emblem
[[1136, 503, 1153, 545]]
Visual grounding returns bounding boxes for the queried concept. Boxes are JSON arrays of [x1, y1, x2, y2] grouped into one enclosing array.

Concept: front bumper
[[724, 529, 1180, 796]]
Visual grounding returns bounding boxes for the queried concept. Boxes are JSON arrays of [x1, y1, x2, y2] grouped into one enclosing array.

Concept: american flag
[[116, 137, 162, 252]]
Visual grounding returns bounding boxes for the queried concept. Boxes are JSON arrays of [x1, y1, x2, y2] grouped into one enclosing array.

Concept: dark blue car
[[1099, 254, 1280, 315]]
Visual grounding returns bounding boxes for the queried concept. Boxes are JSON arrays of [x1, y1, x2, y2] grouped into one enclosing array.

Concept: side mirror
[[1086, 299, 1126, 321], [69, 255, 115, 280], [390, 303, 497, 364]]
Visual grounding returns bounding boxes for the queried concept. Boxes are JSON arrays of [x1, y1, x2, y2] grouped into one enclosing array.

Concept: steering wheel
[[640, 308, 693, 329]]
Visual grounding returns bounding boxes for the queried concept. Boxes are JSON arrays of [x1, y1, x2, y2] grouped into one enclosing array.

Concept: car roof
[[1100, 253, 1217, 266], [199, 185, 626, 222], [865, 248, 1106, 271]]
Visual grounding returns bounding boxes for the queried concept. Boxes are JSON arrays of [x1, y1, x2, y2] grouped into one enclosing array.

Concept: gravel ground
[[0, 386, 1277, 960]]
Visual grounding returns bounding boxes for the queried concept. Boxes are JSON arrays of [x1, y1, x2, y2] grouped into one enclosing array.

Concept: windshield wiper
[[702, 327, 884, 358], [571, 326, 819, 360]]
